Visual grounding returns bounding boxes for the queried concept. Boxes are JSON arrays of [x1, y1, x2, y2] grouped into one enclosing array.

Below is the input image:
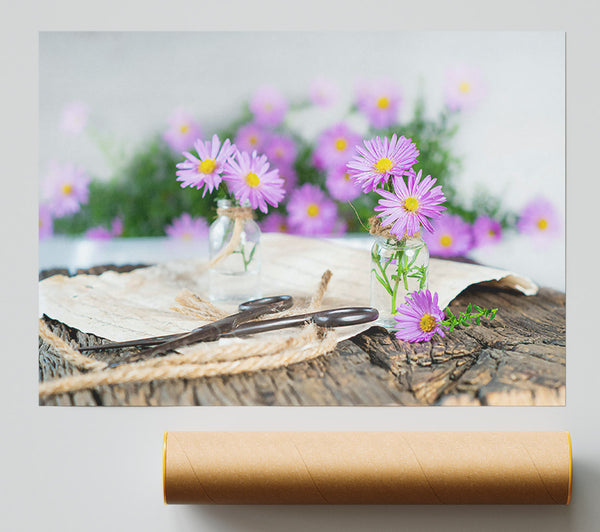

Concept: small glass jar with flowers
[[347, 134, 446, 328], [175, 134, 285, 303]]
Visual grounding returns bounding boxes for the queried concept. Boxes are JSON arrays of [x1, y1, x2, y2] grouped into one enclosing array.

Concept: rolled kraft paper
[[163, 431, 572, 505]]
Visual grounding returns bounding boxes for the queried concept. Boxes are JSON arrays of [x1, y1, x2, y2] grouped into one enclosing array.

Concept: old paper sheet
[[39, 233, 538, 345]]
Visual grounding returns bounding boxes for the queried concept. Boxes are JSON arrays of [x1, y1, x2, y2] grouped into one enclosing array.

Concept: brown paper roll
[[163, 431, 572, 505]]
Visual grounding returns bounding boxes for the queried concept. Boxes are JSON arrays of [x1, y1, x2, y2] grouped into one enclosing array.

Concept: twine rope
[[368, 216, 420, 241], [39, 270, 336, 398], [207, 206, 254, 269], [39, 319, 107, 371]]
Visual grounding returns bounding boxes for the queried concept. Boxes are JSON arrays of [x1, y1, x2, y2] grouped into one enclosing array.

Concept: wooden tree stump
[[39, 265, 565, 406]]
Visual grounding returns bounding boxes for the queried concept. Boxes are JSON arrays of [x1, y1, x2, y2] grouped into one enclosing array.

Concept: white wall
[[39, 31, 565, 288]]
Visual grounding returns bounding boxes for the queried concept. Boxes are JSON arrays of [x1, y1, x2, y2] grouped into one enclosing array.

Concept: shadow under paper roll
[[163, 431, 572, 505]]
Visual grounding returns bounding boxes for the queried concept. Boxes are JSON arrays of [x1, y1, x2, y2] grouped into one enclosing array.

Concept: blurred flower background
[[39, 32, 565, 289]]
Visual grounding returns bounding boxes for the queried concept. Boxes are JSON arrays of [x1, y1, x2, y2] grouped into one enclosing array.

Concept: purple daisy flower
[[444, 65, 487, 112], [374, 169, 446, 237], [355, 79, 402, 129], [516, 197, 561, 241], [162, 108, 203, 153], [264, 133, 297, 167], [260, 212, 292, 233], [39, 204, 53, 240], [309, 77, 339, 107], [287, 184, 338, 236], [85, 226, 113, 240], [249, 86, 288, 127], [325, 165, 362, 202], [424, 214, 474, 257], [59, 101, 88, 134], [346, 134, 419, 193], [332, 218, 348, 236], [312, 123, 362, 171], [235, 122, 269, 153], [165, 213, 209, 240], [85, 217, 124, 240], [472, 216, 503, 248], [175, 134, 236, 197], [42, 162, 90, 217], [276, 164, 298, 195], [223, 150, 285, 214], [394, 290, 447, 343]]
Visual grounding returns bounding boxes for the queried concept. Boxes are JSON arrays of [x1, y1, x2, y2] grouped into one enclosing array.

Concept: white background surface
[[2, 1, 600, 532]]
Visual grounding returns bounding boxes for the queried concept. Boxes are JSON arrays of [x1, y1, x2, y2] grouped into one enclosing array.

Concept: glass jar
[[370, 234, 429, 329], [208, 199, 261, 303]]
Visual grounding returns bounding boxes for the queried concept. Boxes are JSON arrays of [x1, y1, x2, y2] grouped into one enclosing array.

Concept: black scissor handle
[[238, 295, 293, 313], [312, 307, 379, 328]]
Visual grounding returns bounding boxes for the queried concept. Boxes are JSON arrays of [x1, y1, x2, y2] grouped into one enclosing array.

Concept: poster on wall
[[38, 31, 565, 406]]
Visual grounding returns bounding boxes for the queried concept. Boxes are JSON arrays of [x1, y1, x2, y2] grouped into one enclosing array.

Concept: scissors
[[81, 295, 378, 369]]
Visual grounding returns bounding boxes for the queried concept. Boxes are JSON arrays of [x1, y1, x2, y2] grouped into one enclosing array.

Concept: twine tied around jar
[[208, 206, 254, 268], [368, 216, 420, 242]]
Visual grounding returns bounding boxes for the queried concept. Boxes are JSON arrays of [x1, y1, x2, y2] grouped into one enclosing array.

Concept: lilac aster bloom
[[424, 214, 474, 257], [59, 101, 88, 134], [472, 216, 503, 248], [287, 184, 338, 237], [516, 197, 561, 241], [162, 108, 202, 153], [394, 290, 447, 343], [276, 164, 298, 195], [444, 65, 487, 112], [264, 133, 297, 167], [39, 204, 53, 240], [356, 79, 402, 129], [312, 123, 362, 171], [223, 150, 285, 214], [309, 77, 339, 107], [346, 134, 419, 193], [235, 122, 269, 153], [85, 226, 113, 240], [165, 213, 209, 240], [325, 165, 362, 202], [332, 218, 348, 236], [85, 217, 123, 240], [176, 134, 236, 197], [249, 86, 288, 127], [374, 169, 446, 237], [260, 212, 291, 233], [42, 162, 90, 217]]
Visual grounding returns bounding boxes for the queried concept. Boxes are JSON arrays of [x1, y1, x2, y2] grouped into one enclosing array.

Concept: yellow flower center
[[537, 218, 548, 230], [419, 314, 437, 333], [377, 96, 390, 109], [307, 204, 320, 217], [182, 232, 192, 240], [459, 81, 471, 94], [245, 172, 260, 188], [279, 223, 288, 232], [335, 138, 347, 151], [374, 157, 393, 174], [179, 124, 189, 134], [440, 234, 453, 247], [488, 229, 496, 237], [275, 147, 284, 157], [249, 135, 258, 146], [61, 183, 73, 195], [344, 172, 351, 181], [404, 197, 419, 212], [198, 159, 216, 174]]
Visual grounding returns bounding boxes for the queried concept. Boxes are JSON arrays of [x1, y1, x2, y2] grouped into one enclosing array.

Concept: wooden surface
[[39, 264, 565, 406]]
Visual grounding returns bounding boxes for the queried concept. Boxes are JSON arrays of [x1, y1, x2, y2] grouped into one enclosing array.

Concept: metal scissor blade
[[105, 299, 291, 369]]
